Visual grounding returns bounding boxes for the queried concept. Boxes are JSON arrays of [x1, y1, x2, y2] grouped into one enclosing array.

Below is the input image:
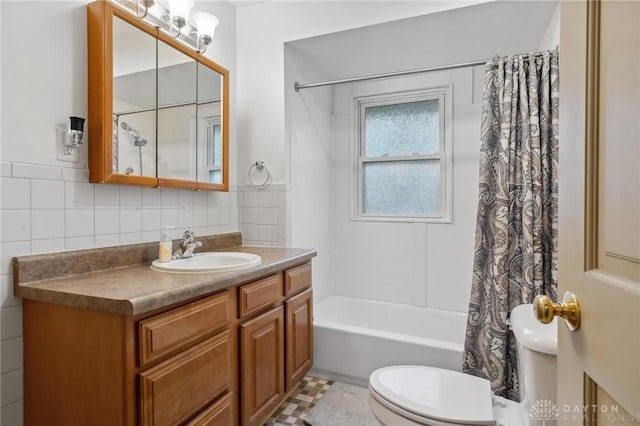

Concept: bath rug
[[303, 382, 380, 426]]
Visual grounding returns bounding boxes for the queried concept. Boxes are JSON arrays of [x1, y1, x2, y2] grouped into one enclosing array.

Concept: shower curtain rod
[[294, 50, 553, 92]]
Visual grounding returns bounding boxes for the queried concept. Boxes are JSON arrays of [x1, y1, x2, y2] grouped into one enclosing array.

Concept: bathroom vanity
[[14, 233, 315, 426]]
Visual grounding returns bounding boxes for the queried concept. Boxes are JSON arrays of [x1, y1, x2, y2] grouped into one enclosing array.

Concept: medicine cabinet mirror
[[88, 1, 229, 191]]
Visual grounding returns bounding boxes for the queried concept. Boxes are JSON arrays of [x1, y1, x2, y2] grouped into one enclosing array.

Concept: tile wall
[[238, 184, 291, 247], [0, 161, 241, 425]]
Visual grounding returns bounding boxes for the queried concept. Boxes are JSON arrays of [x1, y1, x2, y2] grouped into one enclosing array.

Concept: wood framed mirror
[[87, 1, 229, 191]]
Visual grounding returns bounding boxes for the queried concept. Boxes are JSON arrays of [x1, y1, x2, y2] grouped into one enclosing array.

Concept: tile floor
[[265, 376, 333, 426]]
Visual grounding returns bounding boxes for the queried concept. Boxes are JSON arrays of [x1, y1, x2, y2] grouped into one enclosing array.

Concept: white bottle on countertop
[[158, 227, 173, 262]]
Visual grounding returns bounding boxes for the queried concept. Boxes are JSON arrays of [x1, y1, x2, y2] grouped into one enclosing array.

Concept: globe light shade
[[167, 0, 194, 28], [193, 12, 219, 43]]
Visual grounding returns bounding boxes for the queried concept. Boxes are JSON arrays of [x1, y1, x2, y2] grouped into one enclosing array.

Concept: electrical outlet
[[56, 126, 79, 162]]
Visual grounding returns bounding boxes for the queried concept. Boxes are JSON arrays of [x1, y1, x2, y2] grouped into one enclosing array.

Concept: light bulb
[[167, 0, 194, 30], [192, 12, 219, 47]]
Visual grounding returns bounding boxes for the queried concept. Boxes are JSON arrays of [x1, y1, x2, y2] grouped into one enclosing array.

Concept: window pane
[[364, 100, 439, 157], [362, 160, 440, 215], [212, 125, 222, 167]]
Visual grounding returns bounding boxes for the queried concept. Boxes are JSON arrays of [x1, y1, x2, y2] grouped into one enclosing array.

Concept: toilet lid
[[369, 366, 495, 425]]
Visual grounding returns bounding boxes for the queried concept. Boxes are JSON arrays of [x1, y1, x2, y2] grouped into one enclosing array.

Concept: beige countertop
[[14, 233, 316, 316]]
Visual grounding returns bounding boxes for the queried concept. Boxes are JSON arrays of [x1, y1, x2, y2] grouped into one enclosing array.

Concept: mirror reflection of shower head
[[132, 134, 147, 147], [120, 122, 147, 147]]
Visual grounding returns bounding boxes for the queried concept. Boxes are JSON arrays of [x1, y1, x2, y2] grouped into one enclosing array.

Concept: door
[[286, 288, 313, 390], [240, 306, 285, 426], [558, 1, 640, 424]]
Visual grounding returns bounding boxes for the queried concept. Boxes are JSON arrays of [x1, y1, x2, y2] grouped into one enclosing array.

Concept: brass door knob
[[533, 291, 581, 331]]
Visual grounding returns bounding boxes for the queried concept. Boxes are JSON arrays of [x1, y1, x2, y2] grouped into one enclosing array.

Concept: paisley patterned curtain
[[462, 50, 559, 401]]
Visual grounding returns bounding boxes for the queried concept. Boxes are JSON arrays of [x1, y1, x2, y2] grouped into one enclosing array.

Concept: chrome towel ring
[[248, 161, 271, 189]]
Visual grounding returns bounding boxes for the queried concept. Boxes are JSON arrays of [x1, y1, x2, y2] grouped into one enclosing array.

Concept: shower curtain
[[462, 50, 559, 401]]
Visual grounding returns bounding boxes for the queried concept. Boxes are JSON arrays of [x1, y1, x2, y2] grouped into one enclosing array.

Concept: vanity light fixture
[[136, 0, 154, 18], [192, 12, 219, 53], [167, 0, 194, 37], [112, 0, 218, 53]]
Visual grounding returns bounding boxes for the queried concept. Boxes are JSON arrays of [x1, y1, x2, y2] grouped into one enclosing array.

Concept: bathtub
[[310, 295, 468, 386]]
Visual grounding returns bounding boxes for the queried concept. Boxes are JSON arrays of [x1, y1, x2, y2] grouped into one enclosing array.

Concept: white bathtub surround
[[311, 295, 467, 386]]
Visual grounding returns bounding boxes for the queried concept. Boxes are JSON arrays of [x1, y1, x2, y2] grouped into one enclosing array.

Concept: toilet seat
[[369, 366, 496, 425]]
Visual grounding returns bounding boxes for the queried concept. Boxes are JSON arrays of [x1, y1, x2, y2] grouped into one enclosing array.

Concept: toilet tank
[[510, 304, 558, 421]]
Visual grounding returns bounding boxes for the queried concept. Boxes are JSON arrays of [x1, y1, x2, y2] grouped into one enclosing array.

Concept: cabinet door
[[240, 306, 284, 426], [285, 288, 313, 391]]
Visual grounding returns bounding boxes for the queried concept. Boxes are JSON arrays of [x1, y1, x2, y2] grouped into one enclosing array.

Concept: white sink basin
[[151, 252, 262, 273]]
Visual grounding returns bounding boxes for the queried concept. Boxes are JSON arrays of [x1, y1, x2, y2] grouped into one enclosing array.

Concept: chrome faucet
[[172, 230, 203, 259]]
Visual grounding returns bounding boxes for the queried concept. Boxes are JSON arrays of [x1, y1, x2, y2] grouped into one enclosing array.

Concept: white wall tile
[[243, 191, 257, 208], [178, 190, 193, 208], [1, 399, 23, 425], [243, 224, 257, 241], [0, 242, 30, 275], [161, 209, 178, 230], [31, 180, 64, 209], [65, 210, 94, 237], [31, 239, 65, 255], [1, 368, 23, 406], [119, 233, 142, 245], [12, 163, 61, 181], [62, 168, 89, 182], [0, 276, 20, 309], [178, 208, 194, 229], [31, 210, 64, 240], [0, 162, 12, 177], [207, 209, 219, 227], [142, 209, 161, 232], [141, 231, 160, 243], [119, 186, 141, 209], [65, 236, 94, 251], [278, 191, 289, 209], [258, 225, 276, 243], [0, 211, 30, 242], [161, 188, 178, 208], [1, 337, 23, 373], [218, 192, 230, 208], [194, 192, 208, 209], [207, 192, 218, 208], [194, 209, 207, 228], [95, 234, 119, 248], [119, 209, 142, 233], [243, 208, 257, 224], [141, 187, 161, 208], [1, 305, 22, 341], [219, 208, 230, 226], [94, 185, 119, 209], [95, 210, 119, 235], [230, 192, 239, 209], [257, 208, 277, 225], [65, 182, 93, 209], [258, 190, 277, 208], [0, 178, 30, 209]]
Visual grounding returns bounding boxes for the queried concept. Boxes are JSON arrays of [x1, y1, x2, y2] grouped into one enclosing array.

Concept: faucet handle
[[182, 230, 195, 245]]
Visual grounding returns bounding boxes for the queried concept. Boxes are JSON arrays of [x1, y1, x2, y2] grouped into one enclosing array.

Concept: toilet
[[368, 304, 558, 426]]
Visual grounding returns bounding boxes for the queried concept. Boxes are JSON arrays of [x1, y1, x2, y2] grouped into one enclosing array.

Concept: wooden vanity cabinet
[[22, 262, 313, 426], [239, 264, 313, 426]]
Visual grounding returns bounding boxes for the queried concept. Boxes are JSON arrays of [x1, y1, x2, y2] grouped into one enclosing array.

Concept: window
[[206, 117, 222, 183], [355, 88, 451, 222]]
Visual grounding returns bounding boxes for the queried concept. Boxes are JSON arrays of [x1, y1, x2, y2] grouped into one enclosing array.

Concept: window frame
[[352, 87, 453, 223], [205, 116, 222, 181]]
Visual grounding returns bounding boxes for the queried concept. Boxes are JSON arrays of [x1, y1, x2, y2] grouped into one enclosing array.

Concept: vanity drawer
[[239, 274, 283, 318], [284, 263, 312, 296], [138, 291, 229, 367], [186, 392, 233, 426], [139, 331, 231, 426]]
